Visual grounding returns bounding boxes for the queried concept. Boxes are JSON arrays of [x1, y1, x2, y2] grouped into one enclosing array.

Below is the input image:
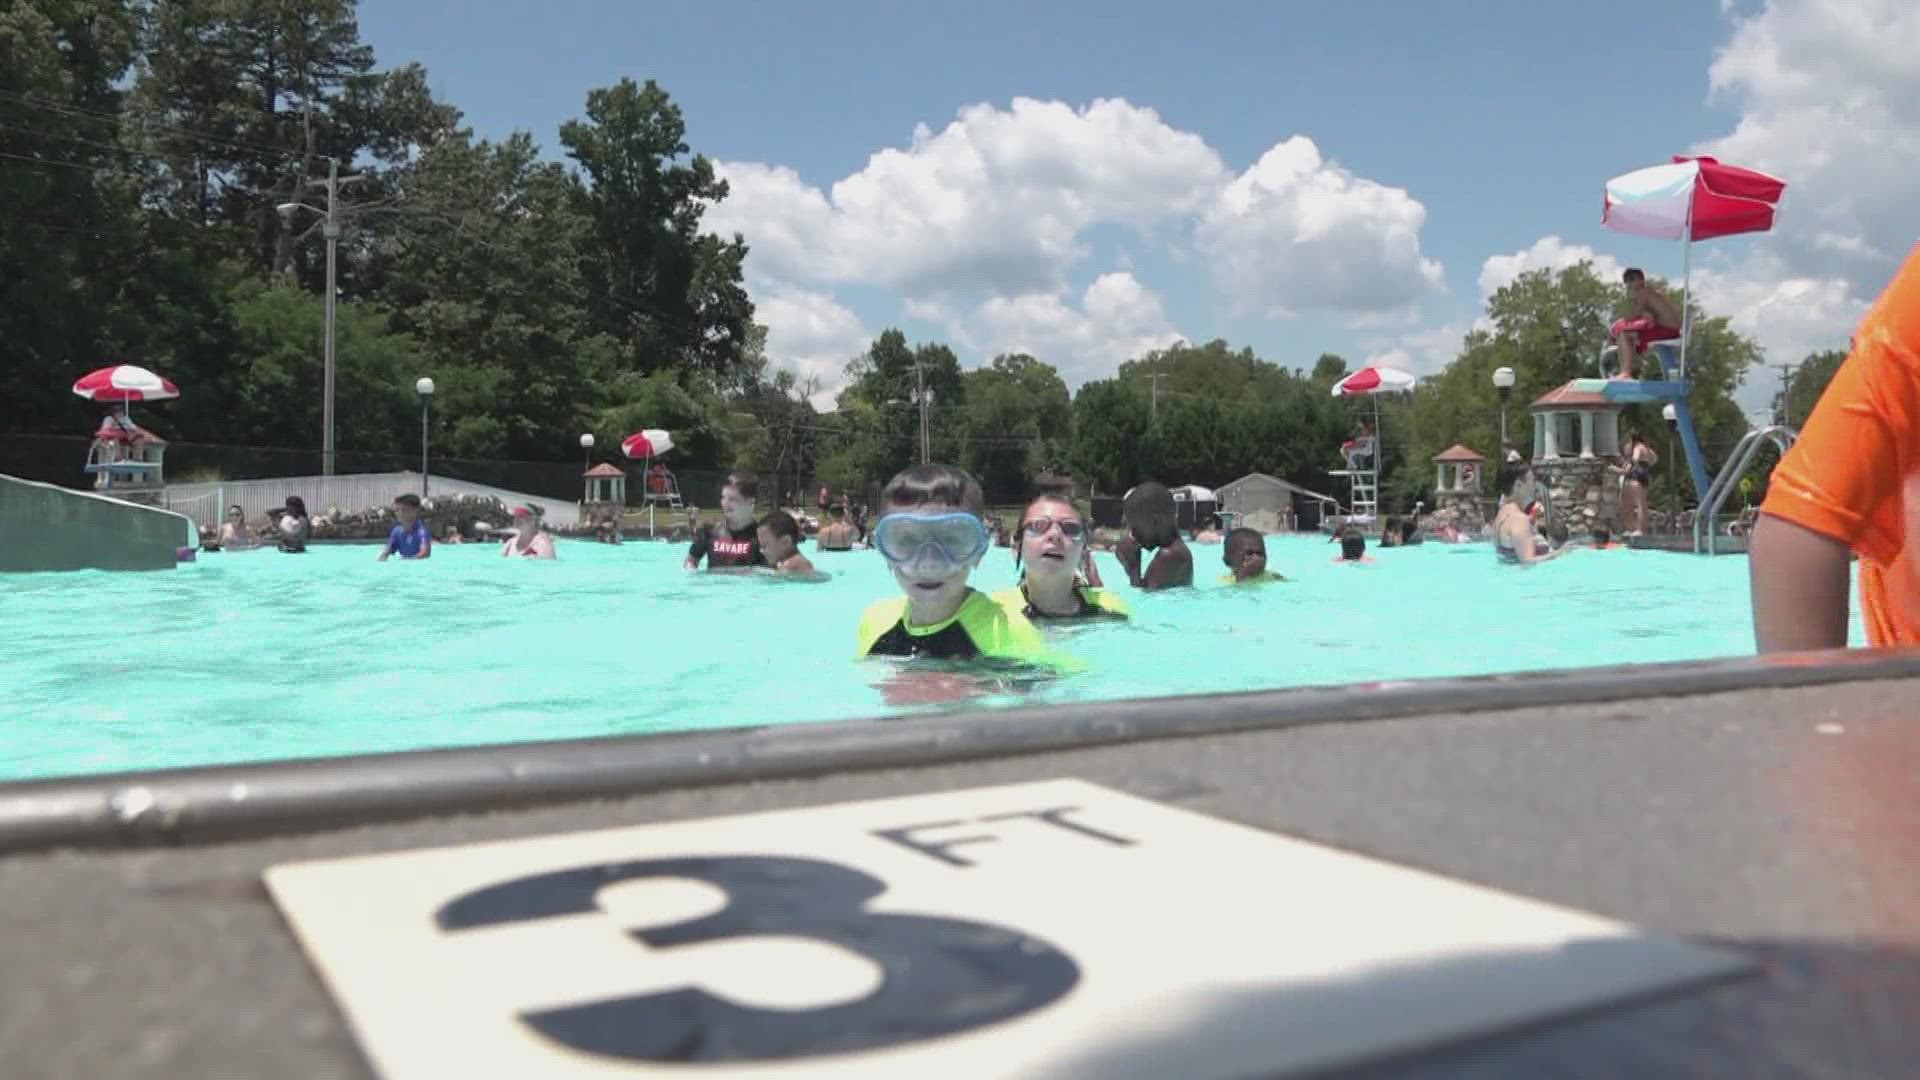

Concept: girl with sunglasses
[[994, 496, 1129, 622]]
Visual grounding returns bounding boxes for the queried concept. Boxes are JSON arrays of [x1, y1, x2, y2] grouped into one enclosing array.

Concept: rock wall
[[1430, 491, 1487, 533], [1536, 460, 1621, 536], [239, 494, 518, 542]]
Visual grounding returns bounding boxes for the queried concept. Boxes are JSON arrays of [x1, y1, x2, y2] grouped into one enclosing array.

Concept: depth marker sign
[[265, 779, 1746, 1078]]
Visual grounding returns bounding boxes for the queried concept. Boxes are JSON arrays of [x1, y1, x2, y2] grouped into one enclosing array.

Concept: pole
[[1141, 372, 1168, 419], [322, 157, 340, 477], [914, 362, 929, 465], [1678, 197, 1693, 382], [420, 396, 430, 500], [1773, 362, 1797, 425]]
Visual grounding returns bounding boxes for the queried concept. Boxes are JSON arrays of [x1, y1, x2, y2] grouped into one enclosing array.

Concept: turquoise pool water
[[3, 536, 1864, 781]]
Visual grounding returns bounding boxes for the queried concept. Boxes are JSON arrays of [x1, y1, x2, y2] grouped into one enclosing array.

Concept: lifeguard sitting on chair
[[645, 461, 672, 495], [1340, 420, 1375, 469], [1609, 268, 1682, 380]]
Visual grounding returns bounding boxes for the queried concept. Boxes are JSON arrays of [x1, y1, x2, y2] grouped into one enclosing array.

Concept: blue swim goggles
[[872, 511, 990, 566]]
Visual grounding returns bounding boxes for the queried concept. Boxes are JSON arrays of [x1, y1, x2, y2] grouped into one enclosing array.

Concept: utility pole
[[912, 361, 930, 465], [1141, 372, 1169, 419], [1771, 361, 1798, 426], [322, 158, 340, 476]]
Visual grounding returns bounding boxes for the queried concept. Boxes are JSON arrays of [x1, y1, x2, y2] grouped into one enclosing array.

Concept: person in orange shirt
[[1750, 242, 1920, 652]]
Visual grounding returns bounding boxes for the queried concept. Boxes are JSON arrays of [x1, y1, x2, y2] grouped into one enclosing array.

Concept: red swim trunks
[[1610, 317, 1679, 343]]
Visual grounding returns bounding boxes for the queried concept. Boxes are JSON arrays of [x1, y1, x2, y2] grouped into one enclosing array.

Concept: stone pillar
[[1580, 412, 1595, 459]]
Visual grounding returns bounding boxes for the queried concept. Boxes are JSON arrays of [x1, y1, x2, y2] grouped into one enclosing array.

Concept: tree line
[[4, 0, 1834, 510]]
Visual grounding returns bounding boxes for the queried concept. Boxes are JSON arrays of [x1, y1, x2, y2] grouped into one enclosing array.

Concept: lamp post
[[1492, 367, 1515, 454], [416, 377, 435, 500], [579, 432, 595, 472], [276, 158, 364, 476], [1662, 402, 1679, 530]]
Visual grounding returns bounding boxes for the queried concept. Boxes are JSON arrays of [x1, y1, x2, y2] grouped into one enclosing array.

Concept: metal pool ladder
[[1694, 424, 1797, 555]]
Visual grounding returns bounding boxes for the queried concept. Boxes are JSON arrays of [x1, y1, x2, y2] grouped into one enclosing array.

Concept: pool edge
[[4, 647, 1917, 853]]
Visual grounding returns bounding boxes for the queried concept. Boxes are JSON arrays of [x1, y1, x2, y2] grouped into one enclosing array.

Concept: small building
[[1429, 444, 1488, 533], [1432, 444, 1485, 494], [1530, 381, 1623, 461], [1528, 381, 1626, 535], [84, 414, 167, 502], [1216, 472, 1339, 533], [580, 462, 626, 526]]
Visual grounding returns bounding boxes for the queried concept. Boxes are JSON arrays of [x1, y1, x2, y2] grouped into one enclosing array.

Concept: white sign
[[265, 779, 1746, 1079]]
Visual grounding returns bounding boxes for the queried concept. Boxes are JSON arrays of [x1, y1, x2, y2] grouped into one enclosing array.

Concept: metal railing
[[1693, 425, 1796, 555]]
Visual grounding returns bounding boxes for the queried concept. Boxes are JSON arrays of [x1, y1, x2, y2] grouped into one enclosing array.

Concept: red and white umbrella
[[72, 365, 179, 403], [1330, 365, 1416, 398], [1602, 155, 1786, 376], [620, 429, 674, 459]]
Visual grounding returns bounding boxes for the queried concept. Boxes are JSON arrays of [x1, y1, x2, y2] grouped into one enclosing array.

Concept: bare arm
[[1749, 514, 1852, 652], [1143, 541, 1194, 588]]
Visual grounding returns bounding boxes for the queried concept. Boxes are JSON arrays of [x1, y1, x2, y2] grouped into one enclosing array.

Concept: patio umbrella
[[72, 365, 179, 403], [1603, 155, 1787, 375], [620, 429, 674, 459], [1330, 365, 1416, 398]]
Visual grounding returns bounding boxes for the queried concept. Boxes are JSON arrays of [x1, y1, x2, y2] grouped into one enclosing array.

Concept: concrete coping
[[2, 645, 1916, 854]]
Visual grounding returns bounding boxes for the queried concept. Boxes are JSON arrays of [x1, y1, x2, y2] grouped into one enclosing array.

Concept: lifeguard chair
[[643, 461, 682, 509], [85, 414, 167, 500]]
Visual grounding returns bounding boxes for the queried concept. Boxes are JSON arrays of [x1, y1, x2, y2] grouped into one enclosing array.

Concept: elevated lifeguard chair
[[85, 414, 168, 504]]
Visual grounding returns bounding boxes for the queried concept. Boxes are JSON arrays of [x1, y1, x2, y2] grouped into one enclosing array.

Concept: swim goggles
[[1021, 516, 1087, 540], [873, 511, 990, 566]]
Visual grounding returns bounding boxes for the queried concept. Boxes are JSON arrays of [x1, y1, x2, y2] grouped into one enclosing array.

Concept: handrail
[[1693, 425, 1796, 554]]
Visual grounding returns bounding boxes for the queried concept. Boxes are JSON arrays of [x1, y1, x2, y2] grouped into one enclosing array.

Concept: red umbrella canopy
[[72, 365, 180, 403], [1330, 365, 1417, 397], [1603, 155, 1787, 242], [620, 429, 674, 458]]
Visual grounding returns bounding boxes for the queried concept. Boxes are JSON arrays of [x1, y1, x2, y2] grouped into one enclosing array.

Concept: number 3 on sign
[[436, 855, 1080, 1064]]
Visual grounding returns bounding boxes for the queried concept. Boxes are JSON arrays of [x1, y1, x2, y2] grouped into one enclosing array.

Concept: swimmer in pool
[[993, 495, 1128, 621], [1331, 528, 1375, 564], [501, 506, 555, 558], [855, 464, 1049, 662], [378, 493, 432, 561], [1114, 481, 1193, 590], [685, 473, 768, 571], [1222, 527, 1286, 583], [1492, 463, 1562, 564], [757, 510, 816, 575]]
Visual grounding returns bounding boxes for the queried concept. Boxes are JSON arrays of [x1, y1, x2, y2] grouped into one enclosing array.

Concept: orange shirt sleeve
[[1760, 244, 1920, 567]]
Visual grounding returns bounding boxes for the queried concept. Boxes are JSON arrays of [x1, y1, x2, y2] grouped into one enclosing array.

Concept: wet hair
[[1124, 481, 1177, 546], [283, 496, 307, 518], [1623, 267, 1645, 284], [760, 509, 801, 544], [394, 493, 421, 509], [1398, 517, 1418, 543], [227, 504, 243, 516], [827, 503, 845, 519], [1223, 527, 1264, 565], [724, 472, 759, 502], [1592, 527, 1612, 546], [1548, 522, 1570, 546], [1499, 462, 1533, 499], [880, 464, 985, 516], [1013, 494, 1084, 573], [1204, 512, 1223, 531], [1340, 533, 1367, 561]]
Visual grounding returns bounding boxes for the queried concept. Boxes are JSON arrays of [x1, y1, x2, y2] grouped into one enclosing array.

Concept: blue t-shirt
[[386, 519, 432, 559]]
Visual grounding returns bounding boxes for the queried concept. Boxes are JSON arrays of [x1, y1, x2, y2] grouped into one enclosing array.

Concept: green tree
[[1775, 348, 1847, 427], [560, 78, 755, 385], [956, 353, 1069, 501]]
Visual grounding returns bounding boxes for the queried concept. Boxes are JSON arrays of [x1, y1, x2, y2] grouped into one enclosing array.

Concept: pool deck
[[4, 649, 1919, 1078]]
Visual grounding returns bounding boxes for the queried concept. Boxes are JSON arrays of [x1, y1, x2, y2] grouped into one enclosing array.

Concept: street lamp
[[416, 377, 435, 500], [276, 158, 365, 477], [1662, 403, 1679, 528], [1492, 367, 1516, 453], [579, 432, 595, 472]]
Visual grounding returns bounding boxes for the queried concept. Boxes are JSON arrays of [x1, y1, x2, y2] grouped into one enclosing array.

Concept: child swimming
[[756, 510, 816, 576], [1115, 481, 1193, 589], [855, 465, 1050, 661], [1220, 527, 1286, 584], [993, 495, 1128, 621]]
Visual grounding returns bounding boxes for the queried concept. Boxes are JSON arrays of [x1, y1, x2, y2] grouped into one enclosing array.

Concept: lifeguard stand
[[580, 463, 626, 527], [84, 414, 167, 504], [1328, 435, 1378, 520]]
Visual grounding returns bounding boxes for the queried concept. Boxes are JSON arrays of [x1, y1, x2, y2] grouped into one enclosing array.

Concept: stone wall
[[1431, 491, 1486, 533], [1535, 459, 1621, 536], [217, 493, 519, 543]]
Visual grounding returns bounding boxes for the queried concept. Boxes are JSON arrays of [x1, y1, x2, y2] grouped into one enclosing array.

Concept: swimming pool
[[2, 536, 1864, 781]]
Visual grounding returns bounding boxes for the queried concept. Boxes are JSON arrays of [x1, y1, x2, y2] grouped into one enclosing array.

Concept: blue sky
[[360, 1, 1902, 415]]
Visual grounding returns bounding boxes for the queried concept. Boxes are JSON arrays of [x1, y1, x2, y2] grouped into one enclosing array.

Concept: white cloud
[[1196, 137, 1445, 320], [752, 282, 870, 406], [705, 97, 1447, 384], [1477, 236, 1625, 304], [920, 272, 1186, 388], [1700, 0, 1920, 285], [1361, 322, 1470, 376], [707, 98, 1226, 295]]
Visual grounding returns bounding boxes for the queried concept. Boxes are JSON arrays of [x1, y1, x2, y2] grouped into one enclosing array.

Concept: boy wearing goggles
[[856, 465, 1048, 661]]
